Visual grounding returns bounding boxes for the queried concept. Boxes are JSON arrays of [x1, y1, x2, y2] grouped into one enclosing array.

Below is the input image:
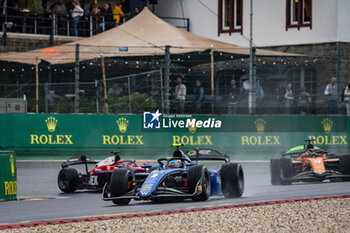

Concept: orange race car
[[270, 139, 350, 185]]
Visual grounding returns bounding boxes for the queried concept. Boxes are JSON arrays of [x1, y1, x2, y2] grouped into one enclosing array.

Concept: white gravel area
[[3, 198, 350, 233]]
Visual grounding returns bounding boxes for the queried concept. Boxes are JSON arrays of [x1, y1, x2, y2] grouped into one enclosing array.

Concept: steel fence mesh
[[0, 44, 347, 115]]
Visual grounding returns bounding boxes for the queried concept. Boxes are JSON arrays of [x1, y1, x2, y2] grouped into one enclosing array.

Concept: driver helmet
[[302, 150, 312, 157], [169, 159, 183, 168]]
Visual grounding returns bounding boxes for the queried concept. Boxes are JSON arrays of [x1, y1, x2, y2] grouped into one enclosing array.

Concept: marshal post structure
[[0, 113, 349, 160]]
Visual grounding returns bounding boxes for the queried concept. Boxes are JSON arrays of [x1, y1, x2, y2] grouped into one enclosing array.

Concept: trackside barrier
[[0, 151, 17, 201], [0, 114, 349, 158]]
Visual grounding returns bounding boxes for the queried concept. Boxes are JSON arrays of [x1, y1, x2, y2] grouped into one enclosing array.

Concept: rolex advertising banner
[[0, 113, 349, 159], [0, 151, 17, 201]]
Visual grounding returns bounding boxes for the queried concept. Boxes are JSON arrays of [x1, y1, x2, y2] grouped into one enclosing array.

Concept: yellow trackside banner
[[0, 151, 17, 201]]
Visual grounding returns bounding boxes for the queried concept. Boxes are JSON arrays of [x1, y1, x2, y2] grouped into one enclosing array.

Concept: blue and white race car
[[102, 145, 244, 205]]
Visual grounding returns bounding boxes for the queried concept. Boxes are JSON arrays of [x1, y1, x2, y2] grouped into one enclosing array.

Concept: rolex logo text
[[241, 118, 280, 146], [102, 117, 144, 145], [30, 117, 73, 145]]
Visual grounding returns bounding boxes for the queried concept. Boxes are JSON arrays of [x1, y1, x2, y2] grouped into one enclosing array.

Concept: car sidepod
[[209, 169, 221, 195]]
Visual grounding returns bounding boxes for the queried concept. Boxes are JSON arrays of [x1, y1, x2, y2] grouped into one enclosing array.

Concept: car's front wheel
[[270, 158, 282, 185], [188, 165, 211, 201], [280, 158, 293, 185], [270, 158, 292, 185], [338, 154, 350, 181], [109, 168, 134, 205]]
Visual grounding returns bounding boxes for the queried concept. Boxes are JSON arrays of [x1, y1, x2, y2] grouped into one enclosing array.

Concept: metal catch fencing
[[0, 70, 163, 113]]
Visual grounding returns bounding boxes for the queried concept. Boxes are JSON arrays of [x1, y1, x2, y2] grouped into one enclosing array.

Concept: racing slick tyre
[[338, 154, 350, 180], [280, 158, 293, 185], [188, 165, 211, 201], [220, 163, 244, 198], [109, 168, 134, 205], [270, 158, 282, 185], [57, 168, 79, 193]]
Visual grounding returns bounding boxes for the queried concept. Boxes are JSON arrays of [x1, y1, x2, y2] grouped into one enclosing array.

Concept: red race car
[[57, 152, 152, 193]]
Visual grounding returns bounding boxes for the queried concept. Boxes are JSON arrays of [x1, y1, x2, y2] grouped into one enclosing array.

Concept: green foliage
[[25, 92, 156, 113], [48, 97, 74, 113], [108, 92, 156, 114], [79, 97, 98, 113], [0, 83, 18, 98], [27, 98, 45, 112], [48, 96, 97, 113]]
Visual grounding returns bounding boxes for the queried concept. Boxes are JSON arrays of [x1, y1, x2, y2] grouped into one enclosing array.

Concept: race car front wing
[[286, 170, 350, 181], [102, 180, 203, 201]]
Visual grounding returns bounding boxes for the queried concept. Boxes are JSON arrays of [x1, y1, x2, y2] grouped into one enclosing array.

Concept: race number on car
[[88, 176, 98, 186]]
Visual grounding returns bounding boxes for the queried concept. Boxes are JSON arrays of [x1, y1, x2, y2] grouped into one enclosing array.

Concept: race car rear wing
[[186, 148, 230, 162], [61, 155, 98, 168]]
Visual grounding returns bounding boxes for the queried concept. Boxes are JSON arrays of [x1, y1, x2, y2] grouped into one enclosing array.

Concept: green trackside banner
[[0, 151, 17, 201], [0, 114, 349, 159]]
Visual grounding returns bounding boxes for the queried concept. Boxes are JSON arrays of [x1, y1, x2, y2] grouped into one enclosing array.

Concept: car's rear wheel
[[57, 168, 79, 193], [109, 168, 133, 205], [220, 163, 244, 198], [188, 165, 211, 201]]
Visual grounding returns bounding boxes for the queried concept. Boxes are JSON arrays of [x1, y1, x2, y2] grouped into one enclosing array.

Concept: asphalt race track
[[1, 161, 350, 225]]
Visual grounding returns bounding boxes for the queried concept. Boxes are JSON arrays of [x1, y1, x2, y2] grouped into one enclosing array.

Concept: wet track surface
[[1, 161, 350, 224]]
